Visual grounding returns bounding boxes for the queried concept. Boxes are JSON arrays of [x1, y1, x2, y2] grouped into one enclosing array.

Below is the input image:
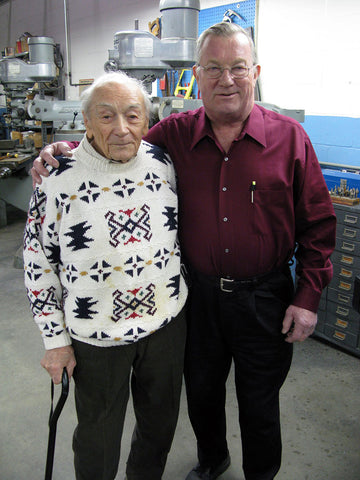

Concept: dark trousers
[[184, 271, 293, 480], [72, 309, 186, 480]]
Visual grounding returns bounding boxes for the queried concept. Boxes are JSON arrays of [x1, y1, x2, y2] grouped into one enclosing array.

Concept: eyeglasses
[[199, 64, 255, 79]]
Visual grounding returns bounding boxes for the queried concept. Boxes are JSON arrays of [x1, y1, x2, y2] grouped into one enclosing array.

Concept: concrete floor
[[1, 204, 360, 480]]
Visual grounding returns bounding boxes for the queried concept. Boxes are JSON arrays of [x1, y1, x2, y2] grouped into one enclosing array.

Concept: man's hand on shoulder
[[31, 141, 73, 186]]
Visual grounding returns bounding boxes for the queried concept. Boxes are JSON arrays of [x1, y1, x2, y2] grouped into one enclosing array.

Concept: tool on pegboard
[[149, 18, 161, 38], [223, 9, 246, 23]]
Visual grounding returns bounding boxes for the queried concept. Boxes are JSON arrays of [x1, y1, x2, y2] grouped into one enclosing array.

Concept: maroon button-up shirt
[[144, 104, 336, 312]]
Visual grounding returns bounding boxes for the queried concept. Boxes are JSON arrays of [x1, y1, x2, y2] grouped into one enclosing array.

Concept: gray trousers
[[72, 309, 186, 480]]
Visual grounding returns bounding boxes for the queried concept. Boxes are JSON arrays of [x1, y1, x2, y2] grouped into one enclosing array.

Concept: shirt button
[[225, 248, 230, 253], [222, 187, 227, 192], [223, 217, 228, 222], [224, 157, 229, 162]]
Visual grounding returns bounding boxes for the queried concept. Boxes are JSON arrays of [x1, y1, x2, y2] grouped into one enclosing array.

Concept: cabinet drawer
[[326, 312, 360, 334], [332, 264, 360, 281], [331, 251, 360, 270], [337, 225, 360, 241], [327, 300, 360, 323], [335, 209, 360, 227], [329, 276, 354, 294], [335, 237, 360, 257], [327, 287, 353, 306], [324, 324, 358, 348]]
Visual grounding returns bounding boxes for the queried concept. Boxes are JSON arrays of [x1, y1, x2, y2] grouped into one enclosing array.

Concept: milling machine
[[0, 0, 304, 225]]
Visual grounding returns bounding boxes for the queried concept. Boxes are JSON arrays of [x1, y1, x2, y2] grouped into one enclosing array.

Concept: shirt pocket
[[250, 187, 294, 235]]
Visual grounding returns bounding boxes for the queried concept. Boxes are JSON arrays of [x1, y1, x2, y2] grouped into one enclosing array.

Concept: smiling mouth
[[217, 92, 238, 98]]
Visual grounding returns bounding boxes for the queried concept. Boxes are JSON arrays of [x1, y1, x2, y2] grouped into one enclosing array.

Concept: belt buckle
[[220, 277, 234, 293]]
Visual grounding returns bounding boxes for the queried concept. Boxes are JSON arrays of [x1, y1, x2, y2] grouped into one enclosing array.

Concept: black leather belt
[[193, 269, 286, 293]]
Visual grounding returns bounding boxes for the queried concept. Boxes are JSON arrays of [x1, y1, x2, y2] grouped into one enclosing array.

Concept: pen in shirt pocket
[[250, 180, 256, 204]]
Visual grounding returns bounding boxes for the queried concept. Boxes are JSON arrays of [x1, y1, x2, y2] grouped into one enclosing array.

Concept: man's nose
[[113, 115, 128, 134], [218, 68, 235, 85]]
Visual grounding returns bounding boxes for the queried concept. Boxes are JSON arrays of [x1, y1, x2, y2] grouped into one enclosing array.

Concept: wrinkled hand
[[40, 345, 76, 384], [282, 305, 317, 343], [31, 142, 73, 187]]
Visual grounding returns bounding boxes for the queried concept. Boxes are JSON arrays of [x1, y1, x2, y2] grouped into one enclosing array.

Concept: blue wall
[[303, 116, 360, 169]]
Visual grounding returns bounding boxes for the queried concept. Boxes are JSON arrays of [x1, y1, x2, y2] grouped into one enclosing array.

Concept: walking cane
[[44, 367, 69, 480]]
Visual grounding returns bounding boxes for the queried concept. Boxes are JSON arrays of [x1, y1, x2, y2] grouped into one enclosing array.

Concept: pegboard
[[199, 1, 256, 34], [157, 0, 257, 97]]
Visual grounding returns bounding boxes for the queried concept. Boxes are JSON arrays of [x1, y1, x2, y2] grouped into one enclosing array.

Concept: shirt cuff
[[292, 283, 322, 313]]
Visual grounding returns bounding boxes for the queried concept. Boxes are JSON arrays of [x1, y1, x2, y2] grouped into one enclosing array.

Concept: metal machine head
[[104, 0, 200, 92]]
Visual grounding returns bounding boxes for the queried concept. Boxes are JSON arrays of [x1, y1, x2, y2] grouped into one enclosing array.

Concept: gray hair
[[195, 22, 257, 65], [81, 71, 151, 118]]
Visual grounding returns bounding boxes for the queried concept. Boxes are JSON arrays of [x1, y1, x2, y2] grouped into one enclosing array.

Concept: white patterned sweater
[[24, 137, 188, 349]]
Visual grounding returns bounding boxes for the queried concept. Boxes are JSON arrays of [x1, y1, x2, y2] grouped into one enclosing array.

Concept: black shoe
[[185, 454, 231, 480]]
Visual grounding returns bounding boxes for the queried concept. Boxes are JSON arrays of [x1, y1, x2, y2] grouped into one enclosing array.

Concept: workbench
[[0, 153, 34, 227]]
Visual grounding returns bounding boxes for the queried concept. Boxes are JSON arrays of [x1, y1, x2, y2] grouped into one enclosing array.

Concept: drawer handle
[[336, 306, 349, 316], [338, 281, 351, 291], [341, 242, 355, 252], [344, 214, 358, 225], [337, 293, 350, 304], [340, 268, 353, 278], [343, 228, 357, 238], [333, 330, 346, 341], [340, 255, 354, 265], [335, 318, 349, 329]]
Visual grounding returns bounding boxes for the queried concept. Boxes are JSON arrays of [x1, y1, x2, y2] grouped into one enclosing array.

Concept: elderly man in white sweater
[[24, 72, 187, 480]]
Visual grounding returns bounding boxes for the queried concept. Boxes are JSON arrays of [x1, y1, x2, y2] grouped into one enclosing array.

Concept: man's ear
[[142, 119, 149, 137], [192, 65, 201, 96], [82, 110, 89, 128], [82, 111, 93, 138], [253, 64, 261, 82]]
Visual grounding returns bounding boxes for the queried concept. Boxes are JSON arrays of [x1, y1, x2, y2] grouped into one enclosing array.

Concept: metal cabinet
[[314, 203, 360, 357]]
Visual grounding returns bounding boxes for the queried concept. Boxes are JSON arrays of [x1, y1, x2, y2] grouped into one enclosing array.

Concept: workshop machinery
[[105, 0, 200, 93], [0, 0, 304, 221]]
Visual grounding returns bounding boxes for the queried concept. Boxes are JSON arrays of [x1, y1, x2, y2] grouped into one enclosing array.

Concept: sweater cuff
[[292, 283, 321, 313], [43, 331, 72, 350]]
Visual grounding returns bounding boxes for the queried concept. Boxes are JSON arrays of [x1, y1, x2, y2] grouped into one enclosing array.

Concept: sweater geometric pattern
[[24, 138, 187, 349], [105, 204, 152, 247]]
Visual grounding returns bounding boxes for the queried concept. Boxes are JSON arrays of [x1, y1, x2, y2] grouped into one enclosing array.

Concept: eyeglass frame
[[197, 63, 256, 79]]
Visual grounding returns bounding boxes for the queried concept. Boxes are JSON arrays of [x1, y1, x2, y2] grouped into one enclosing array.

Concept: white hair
[[81, 71, 151, 118], [196, 22, 257, 65]]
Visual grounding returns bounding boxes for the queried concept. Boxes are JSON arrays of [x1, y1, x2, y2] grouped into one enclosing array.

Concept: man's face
[[194, 32, 260, 125], [83, 82, 149, 162]]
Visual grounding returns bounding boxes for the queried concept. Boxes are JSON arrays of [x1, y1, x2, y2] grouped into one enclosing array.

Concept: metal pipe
[[43, 0, 48, 36], [7, 0, 12, 48], [63, 0, 71, 84], [63, 0, 91, 87]]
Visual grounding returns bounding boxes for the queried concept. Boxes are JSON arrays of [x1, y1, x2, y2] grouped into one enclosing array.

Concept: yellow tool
[[0, 153, 19, 160], [149, 18, 161, 38], [174, 69, 196, 99]]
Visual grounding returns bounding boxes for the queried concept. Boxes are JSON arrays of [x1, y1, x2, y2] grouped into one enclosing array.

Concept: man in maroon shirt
[[32, 22, 335, 480]]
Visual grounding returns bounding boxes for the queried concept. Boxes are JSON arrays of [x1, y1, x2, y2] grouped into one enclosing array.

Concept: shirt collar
[[189, 107, 214, 150], [189, 103, 267, 150], [241, 103, 267, 148]]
